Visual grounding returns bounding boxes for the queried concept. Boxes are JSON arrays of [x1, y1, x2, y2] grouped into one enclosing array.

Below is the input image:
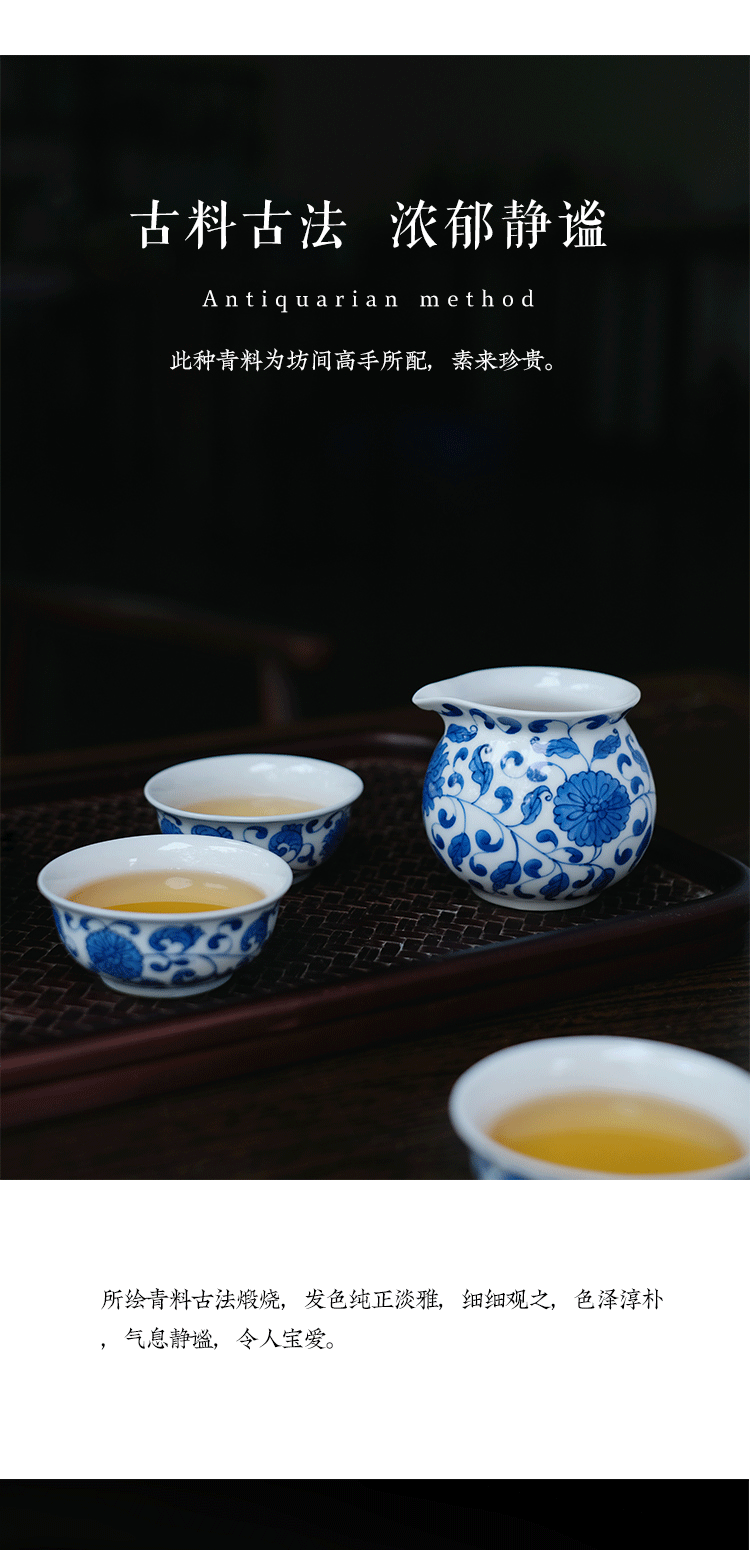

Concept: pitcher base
[[474, 892, 592, 912]]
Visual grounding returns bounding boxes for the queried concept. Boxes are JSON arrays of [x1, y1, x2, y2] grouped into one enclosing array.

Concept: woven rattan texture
[[2, 755, 711, 1053]]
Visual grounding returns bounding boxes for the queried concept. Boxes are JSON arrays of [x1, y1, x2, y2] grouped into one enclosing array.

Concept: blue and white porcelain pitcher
[[412, 666, 656, 909]]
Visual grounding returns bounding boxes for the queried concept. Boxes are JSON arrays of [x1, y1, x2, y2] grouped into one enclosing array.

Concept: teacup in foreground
[[413, 665, 656, 909], [37, 833, 294, 997], [449, 1036, 750, 1178], [144, 752, 364, 880]]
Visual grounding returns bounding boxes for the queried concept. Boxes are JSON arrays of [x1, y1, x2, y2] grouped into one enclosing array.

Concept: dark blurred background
[[3, 1480, 748, 1549], [2, 57, 748, 757]]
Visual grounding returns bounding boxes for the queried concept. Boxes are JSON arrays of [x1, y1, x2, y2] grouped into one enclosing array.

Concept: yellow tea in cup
[[487, 1090, 744, 1173], [185, 795, 315, 816], [68, 870, 265, 913]]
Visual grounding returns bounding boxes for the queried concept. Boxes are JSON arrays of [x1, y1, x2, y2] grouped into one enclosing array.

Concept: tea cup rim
[[143, 751, 364, 823], [37, 832, 294, 922]]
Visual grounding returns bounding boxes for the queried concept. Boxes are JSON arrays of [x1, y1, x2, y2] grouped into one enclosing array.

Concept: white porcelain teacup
[[144, 752, 364, 881], [449, 1036, 750, 1178], [37, 833, 293, 997]]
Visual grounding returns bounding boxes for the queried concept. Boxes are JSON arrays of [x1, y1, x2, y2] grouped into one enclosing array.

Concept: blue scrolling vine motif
[[50, 904, 280, 988], [422, 709, 655, 905], [156, 803, 351, 871]]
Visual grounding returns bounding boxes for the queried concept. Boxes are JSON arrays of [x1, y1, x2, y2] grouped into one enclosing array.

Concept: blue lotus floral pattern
[[86, 927, 145, 980], [552, 770, 631, 849], [422, 704, 655, 905], [51, 903, 279, 989], [155, 805, 351, 873]]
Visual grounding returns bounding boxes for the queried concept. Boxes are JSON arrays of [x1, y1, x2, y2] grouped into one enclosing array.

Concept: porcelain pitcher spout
[[412, 666, 656, 910]]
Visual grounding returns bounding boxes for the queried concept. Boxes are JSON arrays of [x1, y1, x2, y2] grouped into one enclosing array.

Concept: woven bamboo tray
[[2, 731, 747, 1125]]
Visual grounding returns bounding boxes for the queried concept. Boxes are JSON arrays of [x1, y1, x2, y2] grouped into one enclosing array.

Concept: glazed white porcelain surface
[[413, 666, 656, 909], [37, 833, 293, 997], [449, 1036, 750, 1179], [144, 753, 364, 880]]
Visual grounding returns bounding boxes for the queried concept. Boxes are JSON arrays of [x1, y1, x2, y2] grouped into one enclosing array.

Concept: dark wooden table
[[3, 673, 748, 1179]]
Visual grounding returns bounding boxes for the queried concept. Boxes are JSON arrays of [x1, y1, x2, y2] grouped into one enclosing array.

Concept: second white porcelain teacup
[[144, 752, 364, 880]]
